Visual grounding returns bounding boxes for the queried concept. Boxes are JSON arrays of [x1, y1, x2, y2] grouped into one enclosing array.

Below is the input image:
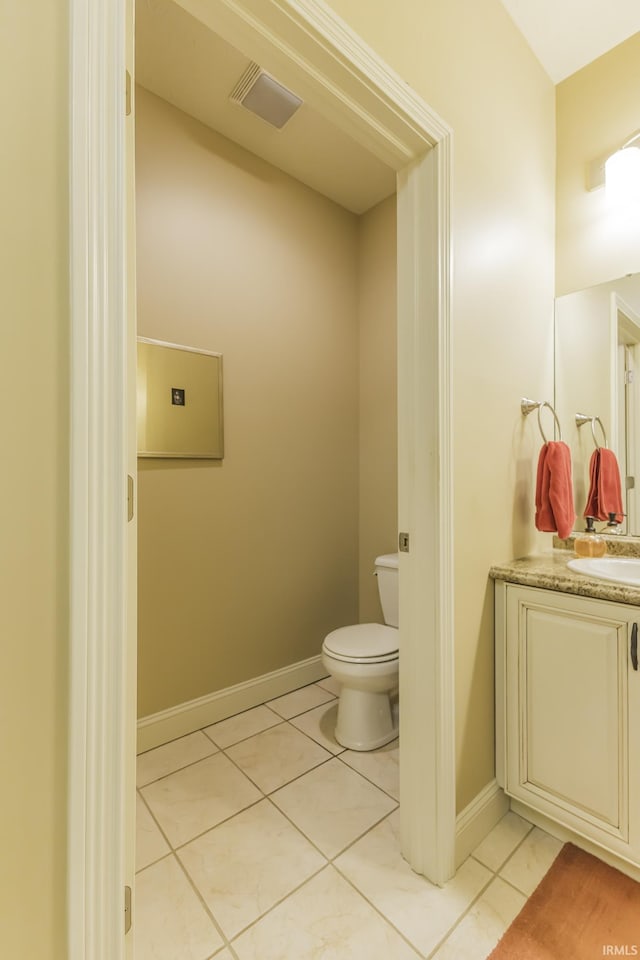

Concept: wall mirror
[[137, 337, 224, 459], [555, 273, 640, 534]]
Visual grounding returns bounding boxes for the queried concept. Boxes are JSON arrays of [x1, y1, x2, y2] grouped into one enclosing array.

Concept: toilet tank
[[375, 553, 399, 627]]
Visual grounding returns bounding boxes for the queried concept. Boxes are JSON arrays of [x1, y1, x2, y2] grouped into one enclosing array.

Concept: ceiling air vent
[[230, 62, 303, 130]]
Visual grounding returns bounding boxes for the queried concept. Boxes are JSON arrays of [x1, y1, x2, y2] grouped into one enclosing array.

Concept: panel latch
[[124, 885, 132, 934], [127, 474, 135, 522]]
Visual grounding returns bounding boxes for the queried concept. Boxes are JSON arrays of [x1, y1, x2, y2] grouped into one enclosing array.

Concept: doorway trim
[[68, 1, 129, 958], [68, 0, 455, 954]]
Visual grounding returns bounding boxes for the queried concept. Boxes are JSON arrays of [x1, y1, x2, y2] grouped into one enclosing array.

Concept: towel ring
[[521, 397, 562, 443], [575, 413, 607, 449]]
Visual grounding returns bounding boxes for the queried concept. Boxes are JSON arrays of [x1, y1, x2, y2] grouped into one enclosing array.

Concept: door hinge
[[124, 885, 132, 934], [399, 532, 410, 553], [125, 70, 132, 117], [127, 474, 135, 522]]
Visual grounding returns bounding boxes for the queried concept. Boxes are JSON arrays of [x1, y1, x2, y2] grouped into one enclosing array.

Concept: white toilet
[[321, 553, 399, 751]]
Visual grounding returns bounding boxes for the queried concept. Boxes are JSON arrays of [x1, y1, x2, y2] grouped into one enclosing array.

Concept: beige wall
[[326, 0, 556, 811], [358, 197, 398, 622], [556, 32, 640, 295], [136, 88, 362, 716], [0, 3, 69, 957]]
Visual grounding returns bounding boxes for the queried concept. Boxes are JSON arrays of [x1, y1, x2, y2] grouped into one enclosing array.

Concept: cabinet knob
[[632, 623, 638, 672]]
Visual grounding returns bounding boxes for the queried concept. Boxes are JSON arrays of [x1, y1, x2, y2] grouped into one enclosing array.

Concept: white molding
[[610, 291, 620, 470], [494, 579, 507, 788], [137, 656, 328, 753], [175, 0, 449, 167], [68, 1, 128, 958], [455, 780, 510, 868], [396, 140, 455, 882]]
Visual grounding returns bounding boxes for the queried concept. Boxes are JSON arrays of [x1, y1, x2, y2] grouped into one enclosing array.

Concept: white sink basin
[[567, 556, 640, 587]]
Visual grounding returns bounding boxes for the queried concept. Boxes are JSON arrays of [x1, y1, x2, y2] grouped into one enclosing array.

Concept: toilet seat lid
[[323, 623, 398, 661]]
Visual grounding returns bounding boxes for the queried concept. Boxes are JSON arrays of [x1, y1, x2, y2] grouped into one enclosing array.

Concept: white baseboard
[[137, 654, 328, 753], [455, 779, 510, 867]]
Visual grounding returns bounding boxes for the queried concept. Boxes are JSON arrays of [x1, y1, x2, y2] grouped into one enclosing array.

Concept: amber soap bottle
[[574, 517, 607, 558]]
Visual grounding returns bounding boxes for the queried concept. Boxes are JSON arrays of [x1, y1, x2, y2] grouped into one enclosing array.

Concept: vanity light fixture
[[587, 129, 640, 201], [605, 132, 640, 204]]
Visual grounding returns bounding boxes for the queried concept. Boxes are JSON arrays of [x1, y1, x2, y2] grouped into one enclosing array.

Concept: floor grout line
[[135, 788, 175, 869], [262, 793, 333, 860], [218, 722, 335, 794], [330, 847, 428, 959], [334, 746, 400, 803], [419, 867, 498, 960], [172, 849, 236, 956], [163, 795, 267, 856], [136, 744, 221, 789], [225, 863, 331, 945], [200, 711, 285, 750], [134, 688, 547, 960], [492, 871, 536, 899]]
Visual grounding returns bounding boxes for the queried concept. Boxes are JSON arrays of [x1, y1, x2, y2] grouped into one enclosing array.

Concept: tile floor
[[135, 678, 563, 960]]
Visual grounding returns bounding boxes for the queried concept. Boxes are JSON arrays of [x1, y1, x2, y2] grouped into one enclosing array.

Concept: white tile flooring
[[135, 678, 563, 960]]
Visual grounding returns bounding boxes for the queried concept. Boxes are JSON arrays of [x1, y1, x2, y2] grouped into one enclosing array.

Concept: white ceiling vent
[[230, 62, 303, 130]]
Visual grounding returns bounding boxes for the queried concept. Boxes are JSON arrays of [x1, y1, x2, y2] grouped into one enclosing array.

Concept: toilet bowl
[[321, 554, 399, 751]]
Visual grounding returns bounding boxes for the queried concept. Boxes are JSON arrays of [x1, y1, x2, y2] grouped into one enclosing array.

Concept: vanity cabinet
[[495, 582, 640, 866]]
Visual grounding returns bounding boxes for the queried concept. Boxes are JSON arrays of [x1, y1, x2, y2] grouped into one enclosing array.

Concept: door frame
[[68, 1, 455, 956], [612, 293, 640, 532]]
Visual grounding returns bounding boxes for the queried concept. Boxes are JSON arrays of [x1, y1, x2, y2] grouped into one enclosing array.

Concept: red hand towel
[[535, 441, 576, 539], [535, 443, 553, 532], [583, 448, 624, 523]]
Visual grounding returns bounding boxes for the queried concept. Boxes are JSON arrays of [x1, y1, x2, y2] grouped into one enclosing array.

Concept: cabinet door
[[504, 586, 635, 852]]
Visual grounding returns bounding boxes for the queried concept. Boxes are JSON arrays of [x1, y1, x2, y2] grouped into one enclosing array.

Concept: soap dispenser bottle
[[574, 517, 607, 557]]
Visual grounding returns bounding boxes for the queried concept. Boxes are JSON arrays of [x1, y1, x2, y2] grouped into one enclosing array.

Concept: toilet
[[321, 553, 399, 751]]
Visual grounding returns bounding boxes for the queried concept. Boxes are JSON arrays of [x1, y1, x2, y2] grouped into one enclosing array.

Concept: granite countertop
[[489, 549, 640, 606]]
